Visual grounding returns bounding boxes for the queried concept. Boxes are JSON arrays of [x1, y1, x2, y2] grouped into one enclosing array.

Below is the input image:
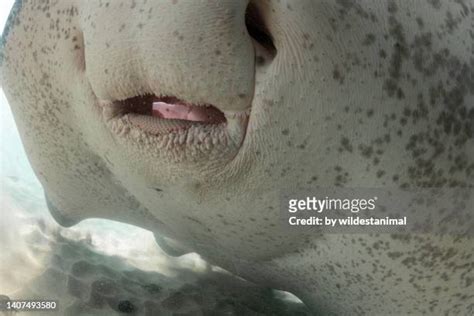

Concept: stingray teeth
[[186, 131, 194, 145], [224, 109, 251, 119]]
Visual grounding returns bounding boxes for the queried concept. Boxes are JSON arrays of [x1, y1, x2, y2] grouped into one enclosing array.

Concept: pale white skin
[[2, 0, 473, 314]]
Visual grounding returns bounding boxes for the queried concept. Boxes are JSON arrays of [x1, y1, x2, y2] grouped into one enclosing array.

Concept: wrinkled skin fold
[[1, 0, 473, 314]]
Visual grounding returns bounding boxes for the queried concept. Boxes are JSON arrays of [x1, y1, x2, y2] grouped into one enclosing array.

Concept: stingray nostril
[[245, 1, 277, 60]]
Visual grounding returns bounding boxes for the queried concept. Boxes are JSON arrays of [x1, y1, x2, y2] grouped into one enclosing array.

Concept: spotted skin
[[1, 0, 473, 314]]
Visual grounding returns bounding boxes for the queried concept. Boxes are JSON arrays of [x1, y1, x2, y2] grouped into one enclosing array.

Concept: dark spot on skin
[[154, 188, 162, 192], [416, 16, 424, 28], [297, 142, 306, 150], [387, 1, 398, 14], [359, 144, 374, 158], [335, 0, 376, 22], [333, 165, 350, 186], [333, 66, 345, 84], [376, 170, 386, 178], [427, 0, 442, 10], [387, 251, 403, 259], [281, 129, 290, 136], [256, 55, 265, 66], [362, 33, 376, 45], [340, 137, 353, 153]]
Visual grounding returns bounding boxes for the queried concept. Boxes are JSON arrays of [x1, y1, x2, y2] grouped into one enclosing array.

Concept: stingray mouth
[[107, 95, 227, 132], [100, 94, 249, 151]]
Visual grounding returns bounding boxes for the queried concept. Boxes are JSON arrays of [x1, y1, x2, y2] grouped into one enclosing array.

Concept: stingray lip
[[98, 94, 250, 150]]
